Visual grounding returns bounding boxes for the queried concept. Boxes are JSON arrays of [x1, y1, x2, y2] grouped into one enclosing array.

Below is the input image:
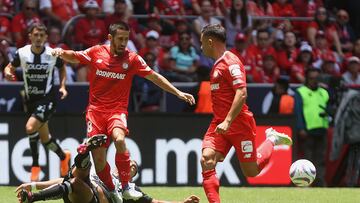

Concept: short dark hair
[[276, 77, 289, 90], [115, 0, 126, 4], [109, 22, 130, 36], [257, 29, 269, 38], [305, 67, 321, 78], [201, 24, 226, 43], [28, 23, 47, 34]]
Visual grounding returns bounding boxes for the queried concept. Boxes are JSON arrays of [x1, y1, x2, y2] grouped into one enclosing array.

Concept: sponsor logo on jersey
[[96, 69, 126, 80], [210, 83, 219, 91], [122, 63, 129, 70], [229, 64, 241, 77], [241, 140, 253, 153], [96, 59, 103, 63], [27, 74, 48, 80], [25, 63, 49, 70], [28, 86, 45, 95]]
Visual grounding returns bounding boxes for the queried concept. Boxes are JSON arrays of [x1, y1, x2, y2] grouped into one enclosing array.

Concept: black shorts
[[26, 99, 56, 123]]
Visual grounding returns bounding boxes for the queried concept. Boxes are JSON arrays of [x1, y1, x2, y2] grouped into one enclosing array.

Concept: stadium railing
[[0, 13, 13, 19], [61, 14, 314, 41]]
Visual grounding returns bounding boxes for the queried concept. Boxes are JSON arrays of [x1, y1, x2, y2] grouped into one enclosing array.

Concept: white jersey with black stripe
[[11, 45, 64, 101]]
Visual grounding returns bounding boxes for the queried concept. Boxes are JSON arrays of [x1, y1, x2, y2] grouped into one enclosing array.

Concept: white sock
[[267, 136, 277, 145]]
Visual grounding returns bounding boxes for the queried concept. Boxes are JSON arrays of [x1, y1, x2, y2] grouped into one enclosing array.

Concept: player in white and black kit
[[4, 23, 71, 181], [16, 135, 200, 203]]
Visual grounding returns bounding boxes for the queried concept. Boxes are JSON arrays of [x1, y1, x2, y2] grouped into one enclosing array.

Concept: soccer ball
[[289, 159, 316, 187]]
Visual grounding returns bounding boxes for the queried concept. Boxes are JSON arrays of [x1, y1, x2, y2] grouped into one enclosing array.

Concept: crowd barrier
[[0, 82, 300, 115]]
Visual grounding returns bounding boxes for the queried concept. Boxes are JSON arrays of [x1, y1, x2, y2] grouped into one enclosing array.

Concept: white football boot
[[122, 183, 143, 200], [265, 127, 293, 146]]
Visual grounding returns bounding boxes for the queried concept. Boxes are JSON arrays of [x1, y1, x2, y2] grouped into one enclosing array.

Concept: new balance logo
[[243, 153, 252, 159], [211, 83, 219, 91]]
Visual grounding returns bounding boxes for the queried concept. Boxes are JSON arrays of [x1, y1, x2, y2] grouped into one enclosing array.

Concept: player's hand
[[4, 68, 15, 81], [183, 195, 200, 203], [59, 87, 68, 99], [177, 92, 196, 105], [51, 48, 64, 57], [15, 183, 32, 193], [215, 120, 231, 134]]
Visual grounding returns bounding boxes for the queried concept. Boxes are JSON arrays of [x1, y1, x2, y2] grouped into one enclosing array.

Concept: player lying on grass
[[16, 135, 200, 203]]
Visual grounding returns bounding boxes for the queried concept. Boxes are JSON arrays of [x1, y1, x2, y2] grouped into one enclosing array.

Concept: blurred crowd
[[0, 0, 360, 87]]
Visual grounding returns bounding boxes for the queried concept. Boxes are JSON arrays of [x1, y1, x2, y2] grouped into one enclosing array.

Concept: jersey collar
[[214, 51, 228, 66]]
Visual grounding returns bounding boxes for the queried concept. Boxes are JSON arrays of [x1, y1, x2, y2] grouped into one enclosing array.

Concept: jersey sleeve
[[132, 54, 154, 77], [55, 57, 64, 69], [224, 63, 247, 90], [11, 51, 21, 67], [74, 46, 96, 64]]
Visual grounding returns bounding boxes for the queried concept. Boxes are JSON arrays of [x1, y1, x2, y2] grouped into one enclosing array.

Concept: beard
[[114, 48, 124, 55]]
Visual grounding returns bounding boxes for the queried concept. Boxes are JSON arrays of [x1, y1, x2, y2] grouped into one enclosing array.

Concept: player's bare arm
[[15, 178, 64, 194], [145, 72, 196, 105], [58, 64, 68, 100], [216, 87, 247, 134], [51, 48, 80, 64], [4, 63, 16, 81]]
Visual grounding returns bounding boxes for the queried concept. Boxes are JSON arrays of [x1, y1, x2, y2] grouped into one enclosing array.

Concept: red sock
[[256, 139, 274, 171], [202, 169, 220, 203], [115, 151, 130, 187], [96, 163, 115, 191]]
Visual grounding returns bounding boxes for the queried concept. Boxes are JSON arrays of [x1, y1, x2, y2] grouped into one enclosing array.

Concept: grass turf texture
[[1, 186, 359, 203]]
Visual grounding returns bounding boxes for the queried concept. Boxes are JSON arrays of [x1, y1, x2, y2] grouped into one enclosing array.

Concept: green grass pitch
[[2, 186, 359, 203]]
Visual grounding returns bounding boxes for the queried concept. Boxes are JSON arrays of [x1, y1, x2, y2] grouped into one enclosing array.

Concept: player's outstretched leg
[[91, 134, 124, 203], [256, 128, 292, 171], [112, 128, 142, 200], [16, 136, 108, 203], [77, 134, 108, 154], [25, 118, 42, 182], [201, 148, 221, 203], [28, 132, 40, 182], [38, 123, 71, 177]]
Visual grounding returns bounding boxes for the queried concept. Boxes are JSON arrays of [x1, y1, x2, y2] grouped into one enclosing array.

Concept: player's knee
[[114, 136, 126, 151], [201, 155, 216, 169], [242, 169, 259, 177], [69, 177, 79, 187], [69, 177, 87, 193], [114, 135, 125, 145]]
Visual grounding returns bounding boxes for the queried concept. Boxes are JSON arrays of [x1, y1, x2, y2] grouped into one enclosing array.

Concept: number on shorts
[[87, 121, 93, 133], [37, 105, 46, 113]]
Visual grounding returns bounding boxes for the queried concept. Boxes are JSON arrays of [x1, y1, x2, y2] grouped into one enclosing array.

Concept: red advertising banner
[[247, 126, 293, 185]]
